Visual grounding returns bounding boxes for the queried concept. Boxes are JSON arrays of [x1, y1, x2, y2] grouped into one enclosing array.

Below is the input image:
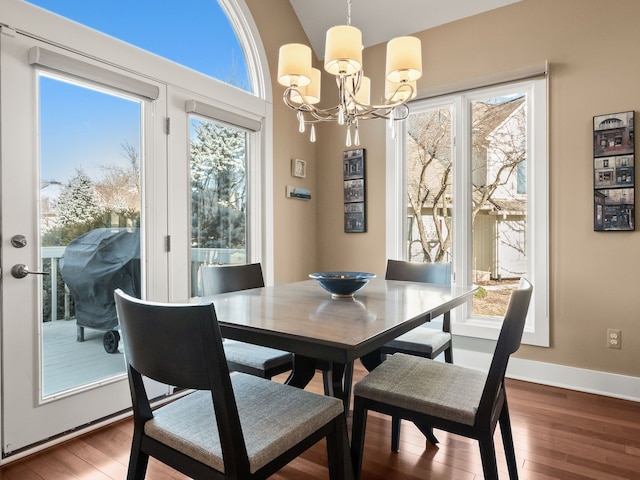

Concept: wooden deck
[[42, 320, 126, 397]]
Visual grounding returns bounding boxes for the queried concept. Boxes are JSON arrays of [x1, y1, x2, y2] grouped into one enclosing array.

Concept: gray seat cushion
[[384, 326, 451, 356], [354, 353, 486, 425], [145, 373, 343, 474], [223, 339, 292, 370]]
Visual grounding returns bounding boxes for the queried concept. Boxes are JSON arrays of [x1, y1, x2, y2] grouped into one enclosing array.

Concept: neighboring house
[[409, 96, 526, 280]]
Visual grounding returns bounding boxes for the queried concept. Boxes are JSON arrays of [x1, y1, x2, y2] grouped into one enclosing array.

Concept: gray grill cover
[[60, 228, 140, 331]]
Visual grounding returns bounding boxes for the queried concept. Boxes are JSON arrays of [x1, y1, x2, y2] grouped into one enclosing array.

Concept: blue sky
[[39, 75, 141, 183], [27, 0, 248, 86], [29, 0, 248, 185]]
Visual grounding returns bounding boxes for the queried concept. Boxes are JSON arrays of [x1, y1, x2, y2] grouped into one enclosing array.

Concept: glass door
[[1, 33, 169, 453], [40, 73, 141, 395]]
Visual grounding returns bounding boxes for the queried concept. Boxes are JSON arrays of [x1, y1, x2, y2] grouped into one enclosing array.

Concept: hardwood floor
[[1, 363, 639, 479]]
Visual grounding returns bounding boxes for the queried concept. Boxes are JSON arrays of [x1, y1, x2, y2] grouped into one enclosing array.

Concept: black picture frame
[[593, 111, 635, 231], [343, 179, 365, 203], [344, 203, 365, 233], [343, 149, 366, 233]]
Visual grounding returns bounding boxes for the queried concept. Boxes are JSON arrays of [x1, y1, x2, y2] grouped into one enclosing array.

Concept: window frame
[[387, 77, 549, 346]]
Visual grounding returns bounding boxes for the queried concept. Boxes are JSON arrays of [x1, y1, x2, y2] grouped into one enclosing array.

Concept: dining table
[[197, 277, 477, 409]]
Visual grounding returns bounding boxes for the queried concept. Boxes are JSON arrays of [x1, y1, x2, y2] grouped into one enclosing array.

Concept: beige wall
[[246, 0, 320, 284], [247, 0, 640, 378]]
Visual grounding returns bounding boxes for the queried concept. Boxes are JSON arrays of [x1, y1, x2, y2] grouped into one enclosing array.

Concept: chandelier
[[277, 0, 422, 146]]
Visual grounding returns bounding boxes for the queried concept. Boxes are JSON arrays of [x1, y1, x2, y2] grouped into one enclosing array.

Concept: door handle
[[11, 264, 49, 279]]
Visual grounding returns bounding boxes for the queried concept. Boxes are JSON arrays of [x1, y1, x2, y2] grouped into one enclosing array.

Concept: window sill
[[453, 314, 549, 347]]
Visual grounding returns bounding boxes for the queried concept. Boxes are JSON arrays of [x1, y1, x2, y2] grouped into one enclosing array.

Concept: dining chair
[[114, 289, 353, 480], [382, 259, 453, 362], [350, 278, 532, 480], [381, 260, 453, 447], [341, 260, 453, 417], [199, 263, 293, 379]]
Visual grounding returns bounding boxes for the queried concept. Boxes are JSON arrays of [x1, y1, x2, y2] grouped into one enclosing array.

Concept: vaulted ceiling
[[289, 0, 522, 59]]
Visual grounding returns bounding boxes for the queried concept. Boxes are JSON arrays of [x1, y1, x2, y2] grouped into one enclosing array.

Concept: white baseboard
[[453, 346, 640, 403]]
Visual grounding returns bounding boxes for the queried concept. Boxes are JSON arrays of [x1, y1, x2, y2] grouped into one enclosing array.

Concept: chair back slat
[[115, 291, 229, 390], [200, 263, 264, 295], [477, 278, 533, 422], [385, 260, 452, 285]]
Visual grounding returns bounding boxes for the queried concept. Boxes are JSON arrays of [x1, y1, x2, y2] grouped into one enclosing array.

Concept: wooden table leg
[[330, 363, 348, 410], [285, 357, 354, 413], [284, 354, 317, 389], [359, 348, 384, 372]]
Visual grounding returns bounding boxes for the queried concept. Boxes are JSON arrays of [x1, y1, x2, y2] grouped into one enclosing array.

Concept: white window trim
[[387, 77, 549, 347]]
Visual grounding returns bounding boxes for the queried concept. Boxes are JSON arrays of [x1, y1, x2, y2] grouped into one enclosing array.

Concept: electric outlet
[[607, 328, 622, 349]]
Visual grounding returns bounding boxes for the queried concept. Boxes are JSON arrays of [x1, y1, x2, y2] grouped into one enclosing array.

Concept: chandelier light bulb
[[290, 68, 322, 105], [386, 36, 422, 83], [354, 75, 371, 109], [324, 25, 362, 76], [277, 43, 313, 87]]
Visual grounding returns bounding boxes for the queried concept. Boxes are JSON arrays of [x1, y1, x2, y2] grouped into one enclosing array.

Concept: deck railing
[[41, 247, 244, 322]]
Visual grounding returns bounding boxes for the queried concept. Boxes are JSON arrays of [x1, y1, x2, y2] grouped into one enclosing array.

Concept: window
[[388, 77, 548, 346], [39, 72, 143, 395], [12, 0, 273, 293], [24, 0, 251, 92], [189, 116, 248, 296]]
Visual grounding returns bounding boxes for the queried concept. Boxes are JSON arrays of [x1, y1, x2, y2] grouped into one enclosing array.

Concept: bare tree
[[407, 96, 526, 264], [407, 108, 453, 262], [94, 142, 141, 226]]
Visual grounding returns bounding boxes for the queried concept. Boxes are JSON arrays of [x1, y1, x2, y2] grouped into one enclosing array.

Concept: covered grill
[[60, 228, 140, 353]]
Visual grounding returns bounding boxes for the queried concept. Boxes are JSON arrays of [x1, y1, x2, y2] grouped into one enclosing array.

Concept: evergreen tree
[[190, 120, 246, 251], [54, 168, 103, 245]]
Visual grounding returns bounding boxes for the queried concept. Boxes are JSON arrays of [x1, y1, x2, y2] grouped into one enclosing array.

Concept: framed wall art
[[291, 158, 307, 178], [343, 148, 366, 233], [593, 111, 635, 231]]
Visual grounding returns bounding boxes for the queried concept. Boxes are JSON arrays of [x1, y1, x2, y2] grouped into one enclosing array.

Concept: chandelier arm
[[283, 92, 410, 122], [282, 89, 341, 121], [342, 81, 415, 111], [282, 72, 412, 138], [362, 104, 410, 121]]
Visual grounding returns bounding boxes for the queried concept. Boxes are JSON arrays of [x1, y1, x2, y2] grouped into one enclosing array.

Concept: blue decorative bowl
[[309, 271, 376, 298]]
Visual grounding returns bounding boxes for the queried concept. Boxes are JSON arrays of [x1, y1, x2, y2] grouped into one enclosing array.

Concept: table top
[[196, 278, 476, 364]]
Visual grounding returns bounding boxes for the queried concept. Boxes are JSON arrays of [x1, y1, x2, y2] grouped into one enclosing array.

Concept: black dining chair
[[382, 259, 454, 363], [355, 260, 453, 446], [114, 289, 353, 480], [199, 263, 293, 379], [350, 278, 532, 480], [341, 260, 453, 418]]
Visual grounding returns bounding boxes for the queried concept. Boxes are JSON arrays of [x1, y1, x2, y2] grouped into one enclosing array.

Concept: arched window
[[25, 0, 251, 92], [8, 0, 273, 290]]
